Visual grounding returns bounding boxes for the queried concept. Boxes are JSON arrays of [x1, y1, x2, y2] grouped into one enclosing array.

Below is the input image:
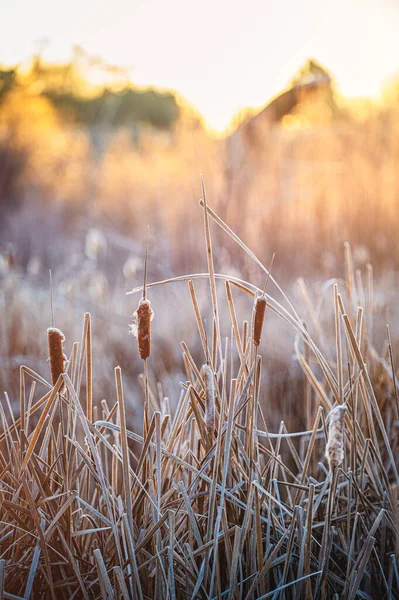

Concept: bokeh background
[[1, 0, 399, 429]]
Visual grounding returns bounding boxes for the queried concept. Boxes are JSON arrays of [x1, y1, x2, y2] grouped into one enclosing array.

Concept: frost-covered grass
[[0, 191, 398, 599]]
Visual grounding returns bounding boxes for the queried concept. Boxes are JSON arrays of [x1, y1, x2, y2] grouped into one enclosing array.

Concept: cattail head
[[203, 363, 215, 435], [252, 293, 267, 347], [131, 298, 154, 360], [47, 327, 66, 386], [326, 404, 347, 472]]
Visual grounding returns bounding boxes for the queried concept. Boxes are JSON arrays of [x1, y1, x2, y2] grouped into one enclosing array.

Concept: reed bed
[[0, 192, 398, 599]]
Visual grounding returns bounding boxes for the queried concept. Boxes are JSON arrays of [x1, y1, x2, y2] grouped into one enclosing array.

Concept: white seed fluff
[[203, 363, 215, 434], [326, 404, 347, 472]]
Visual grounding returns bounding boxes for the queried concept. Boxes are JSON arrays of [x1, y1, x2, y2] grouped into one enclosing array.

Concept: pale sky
[[2, 0, 399, 131]]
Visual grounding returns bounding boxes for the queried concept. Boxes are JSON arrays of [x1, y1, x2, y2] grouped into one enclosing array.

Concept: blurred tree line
[[0, 49, 208, 229], [43, 87, 179, 129], [0, 48, 180, 130]]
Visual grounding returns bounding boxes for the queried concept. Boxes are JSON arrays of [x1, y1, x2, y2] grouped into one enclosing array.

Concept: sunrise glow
[[2, 0, 398, 131]]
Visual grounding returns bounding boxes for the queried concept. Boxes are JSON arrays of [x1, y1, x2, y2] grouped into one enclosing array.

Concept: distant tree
[[0, 53, 181, 132], [0, 68, 17, 102], [42, 87, 180, 129], [0, 140, 27, 226]]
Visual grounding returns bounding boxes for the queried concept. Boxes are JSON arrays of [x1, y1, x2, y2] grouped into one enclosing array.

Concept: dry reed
[[0, 193, 398, 600]]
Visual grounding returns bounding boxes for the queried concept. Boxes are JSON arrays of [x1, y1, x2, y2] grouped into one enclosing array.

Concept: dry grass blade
[[20, 375, 63, 472], [203, 363, 216, 435], [94, 548, 114, 599], [341, 311, 399, 483], [197, 198, 301, 321], [86, 313, 92, 421], [114, 366, 133, 531], [200, 175, 222, 364]]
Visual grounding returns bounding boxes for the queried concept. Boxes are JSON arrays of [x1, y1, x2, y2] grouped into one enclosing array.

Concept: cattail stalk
[[203, 363, 215, 434], [47, 328, 66, 386]]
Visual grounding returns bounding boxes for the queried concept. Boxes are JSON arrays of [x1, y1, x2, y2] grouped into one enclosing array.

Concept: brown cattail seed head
[[252, 293, 267, 347], [203, 363, 215, 434], [326, 404, 347, 472], [47, 327, 66, 386], [132, 298, 154, 360]]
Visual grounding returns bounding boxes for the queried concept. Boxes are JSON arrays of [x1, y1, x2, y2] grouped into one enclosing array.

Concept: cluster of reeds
[[0, 191, 398, 599]]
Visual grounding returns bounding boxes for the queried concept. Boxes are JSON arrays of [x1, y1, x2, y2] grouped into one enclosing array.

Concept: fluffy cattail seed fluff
[[203, 363, 215, 434], [47, 327, 66, 386], [132, 298, 154, 360], [326, 404, 347, 472], [252, 293, 267, 347]]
